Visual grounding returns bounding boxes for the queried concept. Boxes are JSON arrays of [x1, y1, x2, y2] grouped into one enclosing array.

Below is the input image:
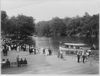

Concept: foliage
[[1, 10, 99, 37], [1, 11, 35, 40], [35, 12, 99, 37]]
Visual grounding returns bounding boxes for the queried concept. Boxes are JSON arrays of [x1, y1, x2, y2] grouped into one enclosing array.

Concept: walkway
[[1, 51, 99, 74]]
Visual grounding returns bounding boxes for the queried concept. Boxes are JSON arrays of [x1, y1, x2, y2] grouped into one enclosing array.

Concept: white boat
[[59, 43, 90, 54]]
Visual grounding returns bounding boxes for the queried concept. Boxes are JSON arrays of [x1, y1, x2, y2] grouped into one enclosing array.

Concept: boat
[[59, 43, 90, 54]]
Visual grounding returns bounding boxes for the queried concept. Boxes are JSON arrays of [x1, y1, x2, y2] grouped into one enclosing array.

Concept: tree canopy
[[35, 12, 99, 37], [1, 11, 35, 40], [1, 11, 99, 38]]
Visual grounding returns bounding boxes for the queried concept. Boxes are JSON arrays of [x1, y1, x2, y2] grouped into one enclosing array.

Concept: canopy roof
[[64, 43, 86, 46]]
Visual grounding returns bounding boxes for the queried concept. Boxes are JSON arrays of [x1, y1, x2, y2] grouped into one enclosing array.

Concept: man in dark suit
[[77, 52, 80, 63]]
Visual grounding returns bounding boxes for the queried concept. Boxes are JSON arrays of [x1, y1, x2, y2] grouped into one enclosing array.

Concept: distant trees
[[35, 21, 50, 36], [49, 17, 66, 35], [1, 10, 99, 38], [1, 11, 35, 40], [35, 12, 99, 37]]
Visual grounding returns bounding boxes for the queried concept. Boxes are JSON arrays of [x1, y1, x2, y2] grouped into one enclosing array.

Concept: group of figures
[[1, 56, 27, 68], [77, 50, 91, 63], [57, 49, 92, 63], [2, 42, 38, 56], [1, 59, 10, 68], [58, 50, 64, 59], [40, 47, 52, 56], [16, 55, 27, 67]]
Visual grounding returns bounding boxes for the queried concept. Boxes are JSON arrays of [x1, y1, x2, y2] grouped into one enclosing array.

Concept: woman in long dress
[[8, 45, 11, 51], [40, 48, 43, 54], [60, 50, 63, 59], [17, 46, 19, 52], [45, 48, 49, 56]]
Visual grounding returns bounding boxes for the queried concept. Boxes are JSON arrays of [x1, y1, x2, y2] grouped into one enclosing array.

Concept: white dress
[[9, 46, 11, 51], [17, 46, 19, 52], [39, 48, 43, 54], [45, 49, 49, 56]]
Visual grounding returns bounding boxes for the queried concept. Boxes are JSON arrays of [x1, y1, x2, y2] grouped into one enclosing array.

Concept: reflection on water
[[25, 36, 99, 54]]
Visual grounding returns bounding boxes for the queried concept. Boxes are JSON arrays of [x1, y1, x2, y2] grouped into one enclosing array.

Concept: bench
[[1, 61, 28, 69], [10, 62, 27, 67], [10, 62, 17, 67]]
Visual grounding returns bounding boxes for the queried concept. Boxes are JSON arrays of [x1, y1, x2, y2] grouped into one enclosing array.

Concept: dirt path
[[1, 51, 99, 74]]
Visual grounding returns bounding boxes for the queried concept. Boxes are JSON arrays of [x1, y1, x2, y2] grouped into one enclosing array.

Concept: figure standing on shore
[[6, 59, 10, 67], [82, 52, 86, 63], [77, 52, 80, 63], [43, 48, 45, 54], [48, 47, 52, 55], [60, 50, 63, 59], [16, 55, 20, 67], [58, 50, 60, 58]]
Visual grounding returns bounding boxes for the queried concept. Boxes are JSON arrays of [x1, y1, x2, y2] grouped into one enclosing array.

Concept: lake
[[25, 36, 98, 54]]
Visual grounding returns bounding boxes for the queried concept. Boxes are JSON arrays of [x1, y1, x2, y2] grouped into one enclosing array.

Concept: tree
[[1, 11, 36, 40], [35, 21, 50, 36], [49, 17, 66, 35], [1, 11, 8, 33]]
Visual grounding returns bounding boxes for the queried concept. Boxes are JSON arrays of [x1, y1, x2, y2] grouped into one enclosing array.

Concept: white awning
[[64, 43, 86, 46]]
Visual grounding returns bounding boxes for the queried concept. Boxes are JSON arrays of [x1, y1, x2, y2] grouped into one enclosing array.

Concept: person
[[19, 45, 21, 51], [58, 50, 60, 58], [3, 45, 8, 56], [5, 45, 8, 56], [43, 48, 45, 54], [17, 45, 20, 52], [77, 52, 80, 63], [22, 44, 25, 51], [6, 59, 10, 68], [31, 46, 34, 53], [48, 47, 52, 55], [16, 55, 20, 67], [29, 45, 32, 54], [60, 50, 63, 59], [14, 44, 17, 51], [11, 44, 14, 50], [82, 53, 86, 63], [3, 45, 5, 56], [45, 48, 49, 56], [23, 58, 27, 65], [85, 51, 89, 62], [23, 45, 25, 51], [93, 44, 96, 49], [20, 58, 24, 66], [40, 48, 43, 54], [1, 59, 6, 68], [88, 50, 91, 57], [2, 59, 6, 63], [34, 48, 36, 54], [8, 45, 11, 51], [26, 44, 28, 51], [13, 44, 15, 50], [36, 47, 39, 54]]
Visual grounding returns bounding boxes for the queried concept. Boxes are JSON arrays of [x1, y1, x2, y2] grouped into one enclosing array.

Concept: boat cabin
[[59, 43, 90, 55]]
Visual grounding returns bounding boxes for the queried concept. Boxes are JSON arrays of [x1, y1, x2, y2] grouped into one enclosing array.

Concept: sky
[[1, 0, 100, 23]]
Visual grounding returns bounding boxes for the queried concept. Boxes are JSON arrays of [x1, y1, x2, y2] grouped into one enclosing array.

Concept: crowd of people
[[1, 38, 53, 68], [1, 37, 93, 70], [57, 48, 91, 63], [2, 41, 38, 56]]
